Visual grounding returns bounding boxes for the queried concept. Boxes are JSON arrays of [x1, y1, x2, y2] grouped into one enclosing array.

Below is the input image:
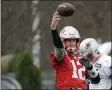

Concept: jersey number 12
[[70, 60, 85, 80]]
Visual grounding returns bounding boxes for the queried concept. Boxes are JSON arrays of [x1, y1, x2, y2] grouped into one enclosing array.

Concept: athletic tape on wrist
[[88, 66, 98, 78]]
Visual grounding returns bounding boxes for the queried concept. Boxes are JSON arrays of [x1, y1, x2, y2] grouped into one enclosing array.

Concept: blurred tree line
[[8, 48, 42, 89]]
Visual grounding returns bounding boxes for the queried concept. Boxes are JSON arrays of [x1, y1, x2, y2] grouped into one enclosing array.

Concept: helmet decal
[[85, 42, 91, 49]]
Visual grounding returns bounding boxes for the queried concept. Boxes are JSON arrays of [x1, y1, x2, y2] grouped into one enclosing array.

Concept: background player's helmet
[[60, 26, 80, 53], [79, 38, 100, 62], [99, 42, 111, 56], [1, 73, 22, 89]]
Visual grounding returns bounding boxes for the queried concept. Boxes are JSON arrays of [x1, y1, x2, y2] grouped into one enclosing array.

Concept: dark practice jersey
[[50, 51, 87, 90]]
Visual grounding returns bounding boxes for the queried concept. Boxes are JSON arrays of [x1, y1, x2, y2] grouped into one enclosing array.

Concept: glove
[[79, 56, 92, 70]]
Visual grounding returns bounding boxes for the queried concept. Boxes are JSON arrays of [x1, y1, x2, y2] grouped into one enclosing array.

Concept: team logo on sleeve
[[91, 72, 95, 75]]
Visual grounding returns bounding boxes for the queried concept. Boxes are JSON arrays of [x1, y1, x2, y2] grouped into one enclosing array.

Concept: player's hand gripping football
[[79, 55, 92, 70], [50, 11, 61, 30]]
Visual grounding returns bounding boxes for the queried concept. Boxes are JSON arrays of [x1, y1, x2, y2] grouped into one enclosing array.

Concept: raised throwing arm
[[50, 11, 65, 62]]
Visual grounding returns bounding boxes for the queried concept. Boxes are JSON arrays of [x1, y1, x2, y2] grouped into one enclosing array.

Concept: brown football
[[57, 3, 75, 17]]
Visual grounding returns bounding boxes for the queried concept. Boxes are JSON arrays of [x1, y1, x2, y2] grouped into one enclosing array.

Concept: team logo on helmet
[[85, 42, 91, 49]]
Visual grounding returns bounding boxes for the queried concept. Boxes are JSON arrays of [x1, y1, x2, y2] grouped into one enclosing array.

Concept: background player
[[79, 38, 111, 90]]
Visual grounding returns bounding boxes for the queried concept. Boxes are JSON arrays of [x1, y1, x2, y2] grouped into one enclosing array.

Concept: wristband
[[88, 66, 98, 78], [50, 25, 57, 30]]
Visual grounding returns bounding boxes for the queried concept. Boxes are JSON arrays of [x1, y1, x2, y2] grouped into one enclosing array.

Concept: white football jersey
[[89, 54, 111, 89]]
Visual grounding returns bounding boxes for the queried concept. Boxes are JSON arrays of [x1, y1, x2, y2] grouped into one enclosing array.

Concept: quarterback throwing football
[[50, 11, 100, 90]]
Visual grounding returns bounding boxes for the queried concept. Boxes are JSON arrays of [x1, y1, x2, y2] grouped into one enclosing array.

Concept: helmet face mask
[[84, 53, 94, 62], [63, 38, 80, 53], [60, 26, 80, 54]]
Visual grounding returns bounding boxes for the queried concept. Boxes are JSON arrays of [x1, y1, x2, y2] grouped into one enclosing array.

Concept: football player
[[50, 11, 100, 90], [79, 38, 111, 90]]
